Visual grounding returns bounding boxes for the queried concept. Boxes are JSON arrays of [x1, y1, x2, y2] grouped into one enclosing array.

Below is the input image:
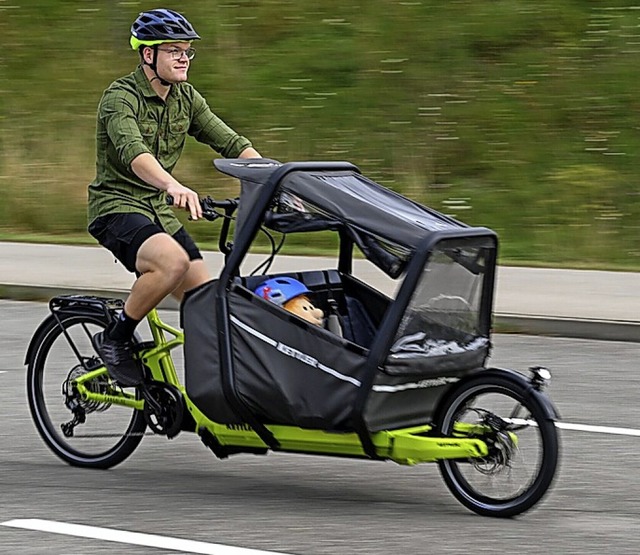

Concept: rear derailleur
[[61, 357, 110, 438]]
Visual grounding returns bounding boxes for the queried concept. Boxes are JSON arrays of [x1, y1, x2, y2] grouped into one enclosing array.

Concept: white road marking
[[0, 519, 292, 555], [556, 421, 640, 437], [488, 417, 640, 438], [509, 419, 640, 437]]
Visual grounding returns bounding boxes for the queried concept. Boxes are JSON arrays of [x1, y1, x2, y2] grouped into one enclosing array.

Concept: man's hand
[[131, 153, 203, 220], [239, 147, 261, 159], [166, 184, 203, 220]]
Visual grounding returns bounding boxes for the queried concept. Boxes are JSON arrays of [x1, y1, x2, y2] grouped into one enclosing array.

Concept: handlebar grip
[[166, 194, 237, 221]]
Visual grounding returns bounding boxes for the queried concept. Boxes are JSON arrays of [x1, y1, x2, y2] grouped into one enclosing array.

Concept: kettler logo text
[[276, 342, 319, 367]]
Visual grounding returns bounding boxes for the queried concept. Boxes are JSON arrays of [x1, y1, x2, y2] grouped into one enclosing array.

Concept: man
[[88, 8, 261, 386]]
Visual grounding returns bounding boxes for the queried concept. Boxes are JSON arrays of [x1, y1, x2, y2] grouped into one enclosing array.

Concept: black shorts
[[88, 213, 202, 273]]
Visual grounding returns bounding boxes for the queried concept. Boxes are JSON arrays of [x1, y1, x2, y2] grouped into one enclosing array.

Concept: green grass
[[3, 1, 640, 270]]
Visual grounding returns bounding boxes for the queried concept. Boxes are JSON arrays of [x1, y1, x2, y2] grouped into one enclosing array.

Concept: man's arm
[[130, 153, 203, 220], [189, 89, 259, 158], [130, 147, 261, 218]]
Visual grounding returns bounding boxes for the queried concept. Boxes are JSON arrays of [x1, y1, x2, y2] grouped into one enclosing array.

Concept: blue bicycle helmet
[[254, 277, 310, 306], [130, 9, 201, 50]]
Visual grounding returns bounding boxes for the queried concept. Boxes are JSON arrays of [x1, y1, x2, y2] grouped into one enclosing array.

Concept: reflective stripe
[[230, 315, 361, 387], [372, 377, 459, 393]]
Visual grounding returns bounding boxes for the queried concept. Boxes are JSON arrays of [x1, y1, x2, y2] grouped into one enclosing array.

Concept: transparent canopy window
[[391, 241, 492, 360]]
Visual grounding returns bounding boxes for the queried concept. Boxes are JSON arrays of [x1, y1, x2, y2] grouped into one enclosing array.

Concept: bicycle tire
[[26, 311, 147, 469], [436, 372, 559, 517]]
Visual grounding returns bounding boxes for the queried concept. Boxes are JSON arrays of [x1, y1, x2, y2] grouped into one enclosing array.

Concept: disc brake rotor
[[467, 409, 518, 475]]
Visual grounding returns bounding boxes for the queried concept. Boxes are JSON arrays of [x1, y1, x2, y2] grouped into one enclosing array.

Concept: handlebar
[[167, 194, 238, 255], [166, 194, 238, 222]]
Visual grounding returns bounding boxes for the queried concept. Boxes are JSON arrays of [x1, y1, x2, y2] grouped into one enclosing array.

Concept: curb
[[494, 314, 640, 343], [1, 283, 638, 343], [0, 284, 180, 311]]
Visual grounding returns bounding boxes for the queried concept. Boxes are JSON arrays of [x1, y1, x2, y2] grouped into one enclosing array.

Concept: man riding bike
[[87, 8, 261, 386]]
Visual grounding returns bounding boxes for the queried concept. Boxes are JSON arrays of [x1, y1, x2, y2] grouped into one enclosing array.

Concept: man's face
[[145, 42, 193, 84]]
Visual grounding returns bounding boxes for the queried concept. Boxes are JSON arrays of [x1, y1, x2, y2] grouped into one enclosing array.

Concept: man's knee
[[170, 259, 210, 301], [184, 259, 210, 288], [164, 251, 191, 282], [136, 234, 190, 282]]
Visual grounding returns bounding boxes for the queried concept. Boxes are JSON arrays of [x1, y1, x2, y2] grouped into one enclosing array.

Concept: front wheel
[[436, 372, 559, 517], [26, 312, 147, 469]]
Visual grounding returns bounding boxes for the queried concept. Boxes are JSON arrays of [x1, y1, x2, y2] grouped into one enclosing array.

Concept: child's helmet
[[254, 277, 310, 306], [130, 9, 201, 50]]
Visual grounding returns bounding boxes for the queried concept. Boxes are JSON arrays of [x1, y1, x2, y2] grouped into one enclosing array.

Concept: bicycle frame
[[69, 307, 491, 465]]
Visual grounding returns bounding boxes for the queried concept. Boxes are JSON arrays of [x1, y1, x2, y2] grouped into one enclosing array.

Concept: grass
[[3, 1, 640, 270]]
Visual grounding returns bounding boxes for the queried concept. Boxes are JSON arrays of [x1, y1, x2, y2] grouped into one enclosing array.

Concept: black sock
[[108, 310, 140, 342]]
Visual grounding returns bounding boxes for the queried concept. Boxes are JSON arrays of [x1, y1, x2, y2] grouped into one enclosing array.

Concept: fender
[[437, 366, 560, 423], [24, 295, 122, 366], [482, 367, 560, 420]]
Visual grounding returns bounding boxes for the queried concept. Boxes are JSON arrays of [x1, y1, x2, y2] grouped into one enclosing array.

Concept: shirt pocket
[[167, 116, 189, 152], [139, 118, 158, 151], [170, 116, 189, 134]]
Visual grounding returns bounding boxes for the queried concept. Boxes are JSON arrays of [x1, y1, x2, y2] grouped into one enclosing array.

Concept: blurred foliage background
[[1, 0, 640, 268]]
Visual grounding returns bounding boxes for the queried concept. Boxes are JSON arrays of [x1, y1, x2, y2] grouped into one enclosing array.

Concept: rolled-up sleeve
[[188, 88, 252, 158], [100, 89, 152, 168]]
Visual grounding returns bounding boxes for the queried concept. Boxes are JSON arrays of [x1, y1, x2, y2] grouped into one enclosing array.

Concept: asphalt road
[[1, 300, 640, 554]]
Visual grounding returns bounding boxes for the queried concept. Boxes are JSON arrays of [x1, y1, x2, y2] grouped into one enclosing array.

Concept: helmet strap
[[142, 45, 172, 87]]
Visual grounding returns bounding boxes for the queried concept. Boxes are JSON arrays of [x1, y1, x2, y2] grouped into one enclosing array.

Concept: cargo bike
[[26, 159, 560, 517]]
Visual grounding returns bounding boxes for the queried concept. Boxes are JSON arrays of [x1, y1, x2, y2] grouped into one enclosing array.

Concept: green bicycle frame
[[73, 308, 491, 466]]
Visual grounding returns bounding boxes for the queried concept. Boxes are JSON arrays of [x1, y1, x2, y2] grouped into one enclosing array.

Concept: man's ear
[[142, 46, 154, 64]]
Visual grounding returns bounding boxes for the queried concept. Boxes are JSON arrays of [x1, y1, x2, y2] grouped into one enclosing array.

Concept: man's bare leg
[[171, 259, 210, 302], [124, 233, 191, 319], [92, 233, 193, 386]]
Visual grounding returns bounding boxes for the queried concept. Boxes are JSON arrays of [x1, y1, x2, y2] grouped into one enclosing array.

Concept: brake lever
[[200, 196, 220, 221], [167, 194, 218, 221], [201, 209, 220, 221]]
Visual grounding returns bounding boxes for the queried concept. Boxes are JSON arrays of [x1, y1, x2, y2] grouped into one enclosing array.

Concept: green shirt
[[87, 65, 252, 234]]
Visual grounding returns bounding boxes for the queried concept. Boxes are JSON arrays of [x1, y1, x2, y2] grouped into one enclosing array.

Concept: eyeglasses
[[157, 47, 196, 60]]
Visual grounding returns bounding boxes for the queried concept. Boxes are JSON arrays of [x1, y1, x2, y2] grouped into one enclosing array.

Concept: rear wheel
[[26, 312, 147, 469], [437, 373, 559, 517]]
